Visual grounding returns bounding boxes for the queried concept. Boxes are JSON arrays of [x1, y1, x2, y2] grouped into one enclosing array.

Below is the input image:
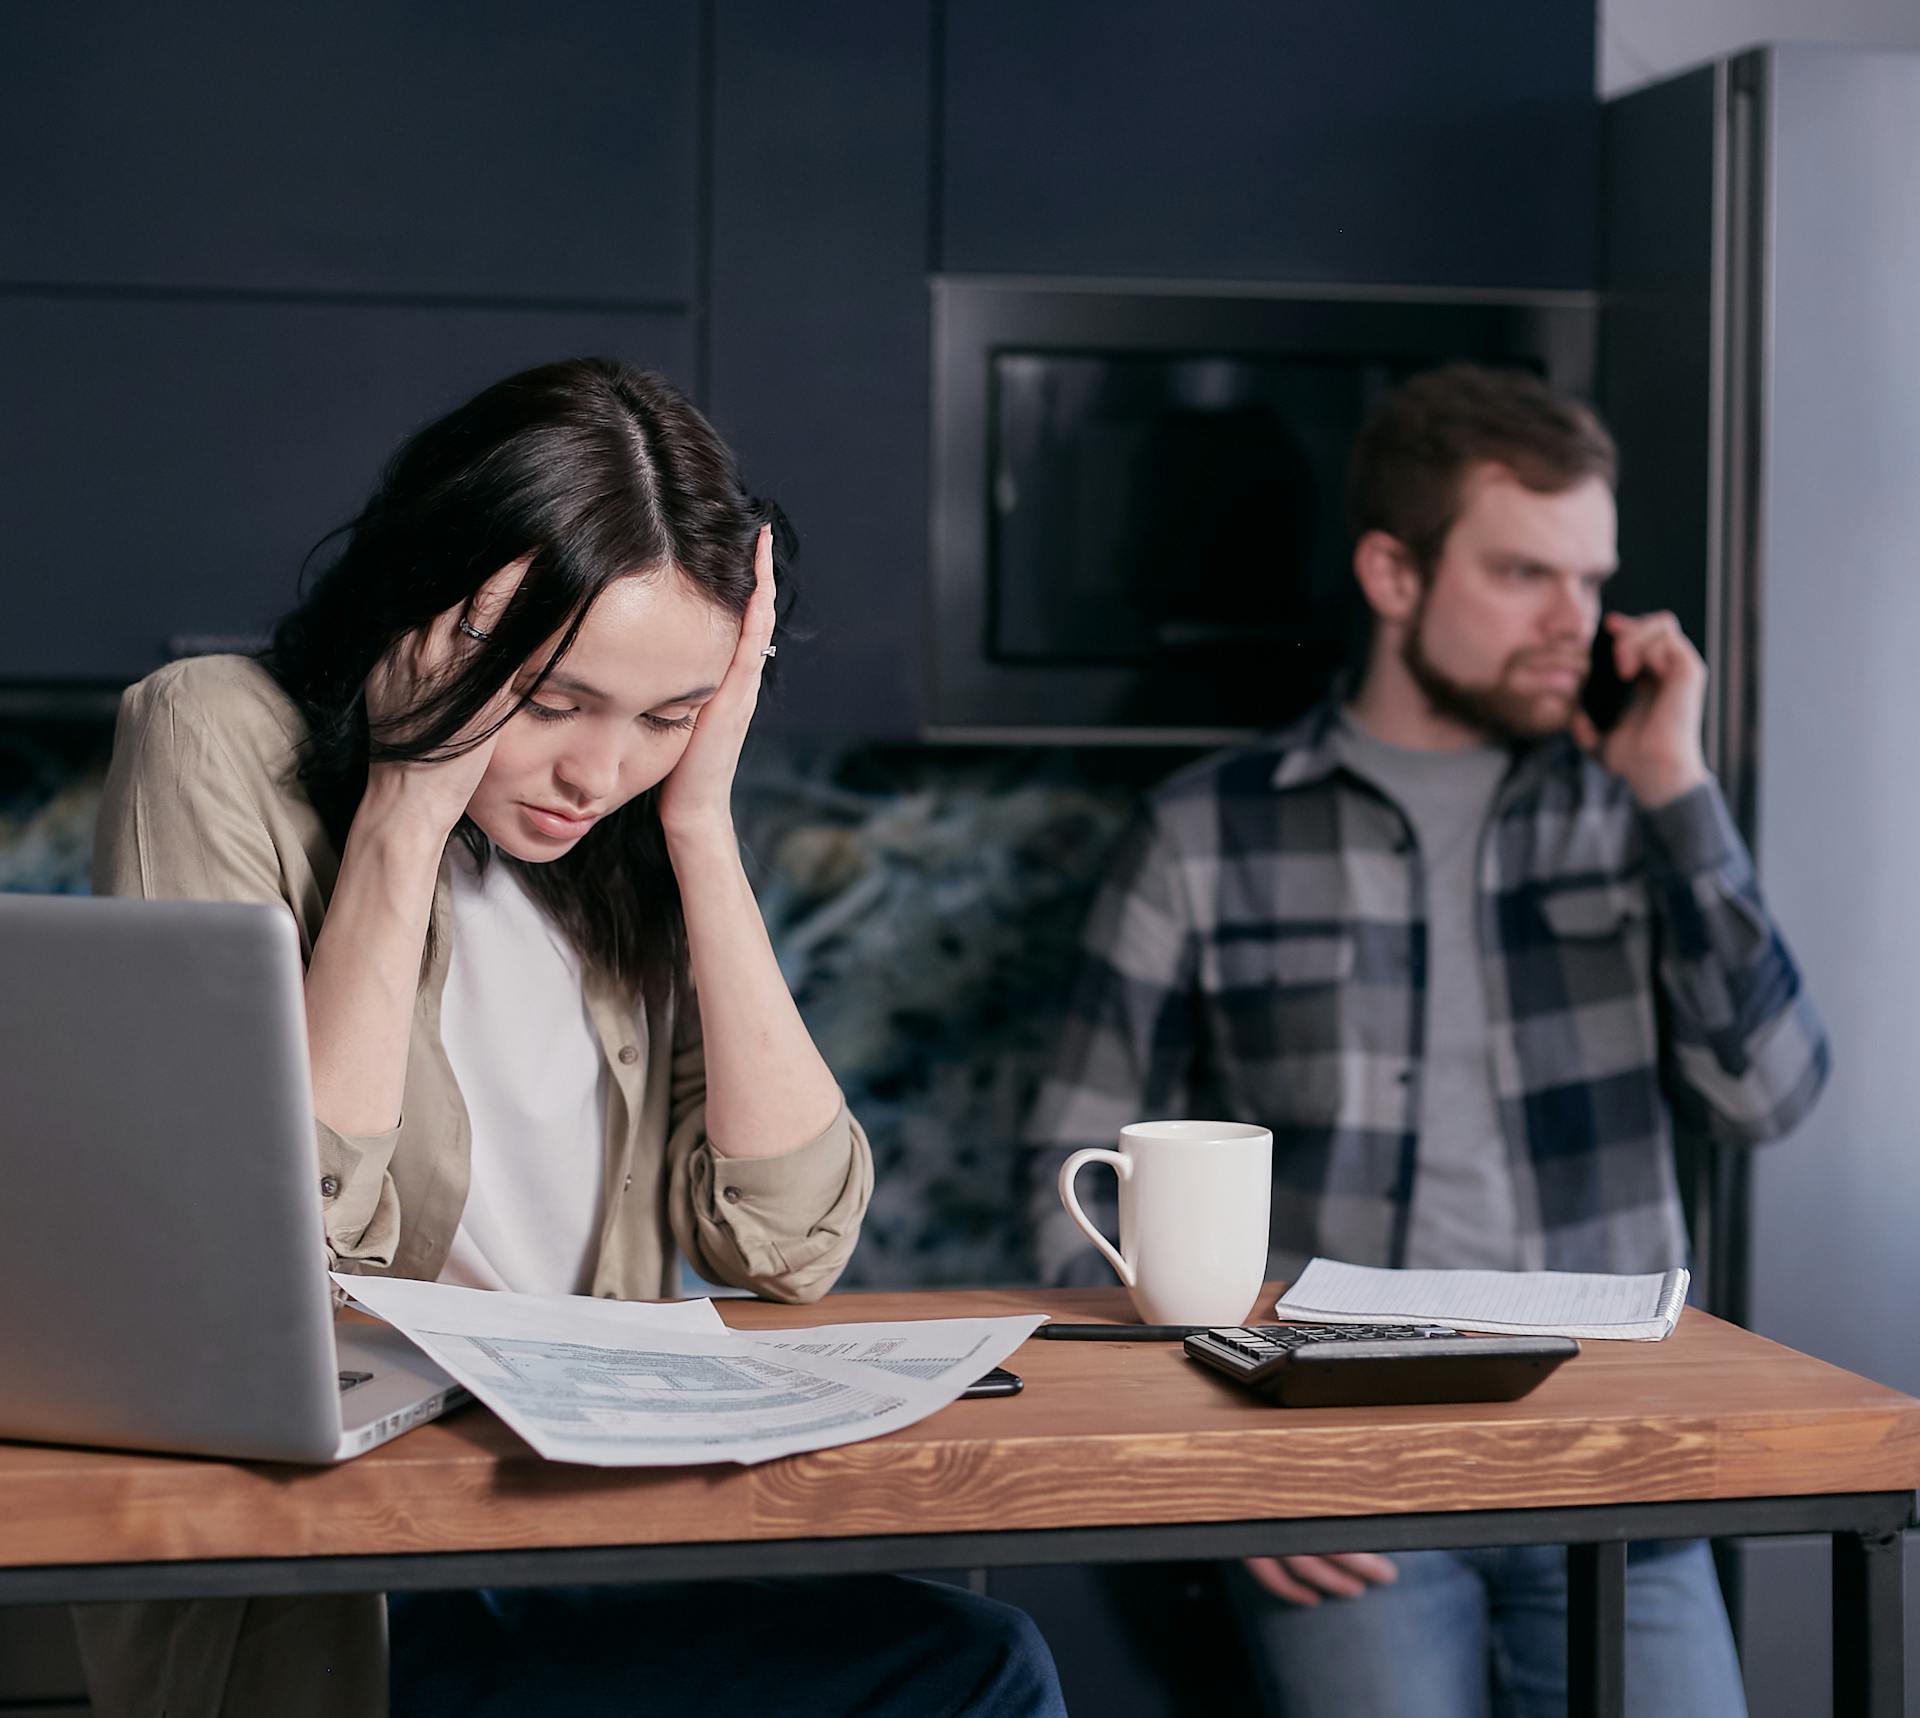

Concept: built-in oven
[[928, 277, 1599, 739]]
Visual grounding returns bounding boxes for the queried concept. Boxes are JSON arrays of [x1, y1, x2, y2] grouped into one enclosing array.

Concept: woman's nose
[[556, 731, 623, 802]]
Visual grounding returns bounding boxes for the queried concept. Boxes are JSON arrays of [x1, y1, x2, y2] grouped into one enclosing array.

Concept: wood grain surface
[[2, 1284, 1916, 1570]]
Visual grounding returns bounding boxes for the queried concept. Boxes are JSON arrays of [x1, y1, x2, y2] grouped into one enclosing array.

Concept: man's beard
[[1400, 605, 1579, 743]]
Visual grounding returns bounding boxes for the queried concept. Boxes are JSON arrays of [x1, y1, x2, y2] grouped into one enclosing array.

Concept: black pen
[[1040, 1323, 1214, 1341]]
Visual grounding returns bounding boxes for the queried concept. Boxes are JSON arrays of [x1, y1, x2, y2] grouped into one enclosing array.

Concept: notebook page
[[1275, 1259, 1689, 1340]]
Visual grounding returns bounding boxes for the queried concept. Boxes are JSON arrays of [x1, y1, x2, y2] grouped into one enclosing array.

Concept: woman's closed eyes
[[521, 701, 696, 733]]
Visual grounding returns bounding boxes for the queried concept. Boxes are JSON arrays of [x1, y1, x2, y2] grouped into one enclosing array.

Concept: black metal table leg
[[1833, 1527, 1905, 1718], [1568, 1540, 1627, 1718]]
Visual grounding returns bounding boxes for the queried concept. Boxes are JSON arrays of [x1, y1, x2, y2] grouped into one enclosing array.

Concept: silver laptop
[[0, 893, 465, 1462]]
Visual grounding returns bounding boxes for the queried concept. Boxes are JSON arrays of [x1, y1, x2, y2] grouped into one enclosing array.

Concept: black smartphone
[[1581, 624, 1635, 731], [960, 1367, 1023, 1399]]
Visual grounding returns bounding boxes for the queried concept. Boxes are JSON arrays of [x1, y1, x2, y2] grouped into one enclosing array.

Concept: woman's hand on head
[[360, 559, 529, 845], [657, 525, 776, 844]]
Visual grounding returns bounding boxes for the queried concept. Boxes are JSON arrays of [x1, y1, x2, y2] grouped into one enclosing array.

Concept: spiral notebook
[[1274, 1258, 1690, 1341]]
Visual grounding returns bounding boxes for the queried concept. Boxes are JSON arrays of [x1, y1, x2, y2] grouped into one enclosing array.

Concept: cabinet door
[[0, 299, 692, 681], [942, 0, 1597, 288], [706, 0, 933, 737], [0, 0, 700, 302]]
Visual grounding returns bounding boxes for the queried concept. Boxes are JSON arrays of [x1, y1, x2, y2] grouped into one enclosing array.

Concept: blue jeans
[[1226, 1541, 1746, 1718], [389, 1575, 1067, 1718]]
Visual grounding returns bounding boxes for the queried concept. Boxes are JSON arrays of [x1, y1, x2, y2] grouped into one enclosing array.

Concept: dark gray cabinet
[[1, 1, 701, 686], [0, 298, 692, 681], [706, 0, 933, 738], [1, 0, 700, 301], [941, 0, 1597, 288]]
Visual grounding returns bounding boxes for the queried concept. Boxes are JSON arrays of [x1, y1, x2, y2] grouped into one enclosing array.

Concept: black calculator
[[1184, 1323, 1578, 1408]]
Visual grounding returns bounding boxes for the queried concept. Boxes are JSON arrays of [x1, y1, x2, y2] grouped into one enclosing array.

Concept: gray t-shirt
[[1333, 716, 1523, 1269]]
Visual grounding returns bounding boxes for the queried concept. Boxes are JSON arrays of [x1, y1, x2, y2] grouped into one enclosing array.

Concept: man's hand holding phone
[[1571, 611, 1712, 810]]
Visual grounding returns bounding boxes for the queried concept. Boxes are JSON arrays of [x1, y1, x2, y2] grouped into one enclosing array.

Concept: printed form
[[1274, 1257, 1690, 1340], [335, 1274, 1044, 1467]]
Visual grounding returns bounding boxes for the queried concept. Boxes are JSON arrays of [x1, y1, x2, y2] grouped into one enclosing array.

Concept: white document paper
[[1274, 1258, 1689, 1340], [749, 1319, 1035, 1386], [335, 1274, 1044, 1467], [339, 1277, 730, 1335]]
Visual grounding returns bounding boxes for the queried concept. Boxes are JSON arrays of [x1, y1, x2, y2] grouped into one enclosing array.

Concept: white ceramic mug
[[1056, 1120, 1273, 1326]]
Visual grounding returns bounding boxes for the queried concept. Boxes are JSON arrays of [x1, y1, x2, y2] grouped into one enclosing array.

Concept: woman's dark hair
[[262, 357, 791, 1008]]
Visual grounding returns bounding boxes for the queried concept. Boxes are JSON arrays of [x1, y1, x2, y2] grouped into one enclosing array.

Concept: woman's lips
[[521, 803, 596, 839]]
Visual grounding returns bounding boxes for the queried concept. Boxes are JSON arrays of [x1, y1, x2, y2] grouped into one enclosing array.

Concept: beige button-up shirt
[[75, 654, 874, 1717]]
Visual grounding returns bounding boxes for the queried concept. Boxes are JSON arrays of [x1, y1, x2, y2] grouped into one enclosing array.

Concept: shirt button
[[618, 1044, 640, 1065], [722, 1185, 743, 1204], [622, 1174, 633, 1192], [319, 1174, 341, 1199]]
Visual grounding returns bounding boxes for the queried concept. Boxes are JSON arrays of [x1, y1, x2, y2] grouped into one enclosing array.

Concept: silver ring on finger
[[758, 644, 777, 659], [458, 618, 492, 642]]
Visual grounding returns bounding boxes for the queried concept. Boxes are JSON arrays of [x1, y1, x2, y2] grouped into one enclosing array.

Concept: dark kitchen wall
[[1, 1, 1597, 732], [1, 1, 702, 692]]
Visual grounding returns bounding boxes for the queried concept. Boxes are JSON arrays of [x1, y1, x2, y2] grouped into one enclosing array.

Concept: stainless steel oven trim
[[927, 277, 1602, 738], [935, 273, 1604, 309]]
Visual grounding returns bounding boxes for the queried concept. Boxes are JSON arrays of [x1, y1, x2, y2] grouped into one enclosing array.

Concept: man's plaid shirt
[[1027, 698, 1830, 1284]]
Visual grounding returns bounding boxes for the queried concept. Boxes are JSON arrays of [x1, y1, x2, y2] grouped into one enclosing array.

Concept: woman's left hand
[[657, 523, 776, 841]]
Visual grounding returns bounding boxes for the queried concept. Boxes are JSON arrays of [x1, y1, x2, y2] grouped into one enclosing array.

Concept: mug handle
[[1057, 1148, 1135, 1287]]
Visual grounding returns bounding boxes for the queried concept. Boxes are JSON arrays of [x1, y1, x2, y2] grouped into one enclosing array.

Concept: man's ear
[[1353, 531, 1424, 625]]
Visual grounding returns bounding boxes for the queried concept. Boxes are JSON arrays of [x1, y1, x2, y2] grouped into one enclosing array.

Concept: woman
[[79, 358, 1064, 1717]]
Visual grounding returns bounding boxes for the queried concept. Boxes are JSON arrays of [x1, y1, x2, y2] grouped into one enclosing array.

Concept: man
[[1026, 364, 1828, 1716]]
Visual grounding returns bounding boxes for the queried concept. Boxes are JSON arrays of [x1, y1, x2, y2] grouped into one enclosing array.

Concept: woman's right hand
[[360, 560, 529, 843]]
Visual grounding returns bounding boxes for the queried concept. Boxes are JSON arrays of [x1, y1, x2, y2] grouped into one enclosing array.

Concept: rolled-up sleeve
[[315, 1117, 402, 1268], [663, 999, 873, 1303]]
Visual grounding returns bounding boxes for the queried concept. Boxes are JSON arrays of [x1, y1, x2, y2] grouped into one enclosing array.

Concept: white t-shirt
[[437, 847, 609, 1295]]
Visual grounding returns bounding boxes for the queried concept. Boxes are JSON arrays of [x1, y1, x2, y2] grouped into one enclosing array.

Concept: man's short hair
[[1347, 363, 1618, 573]]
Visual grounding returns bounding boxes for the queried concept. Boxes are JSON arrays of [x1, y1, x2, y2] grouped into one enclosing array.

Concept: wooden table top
[[3, 1284, 1917, 1570]]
